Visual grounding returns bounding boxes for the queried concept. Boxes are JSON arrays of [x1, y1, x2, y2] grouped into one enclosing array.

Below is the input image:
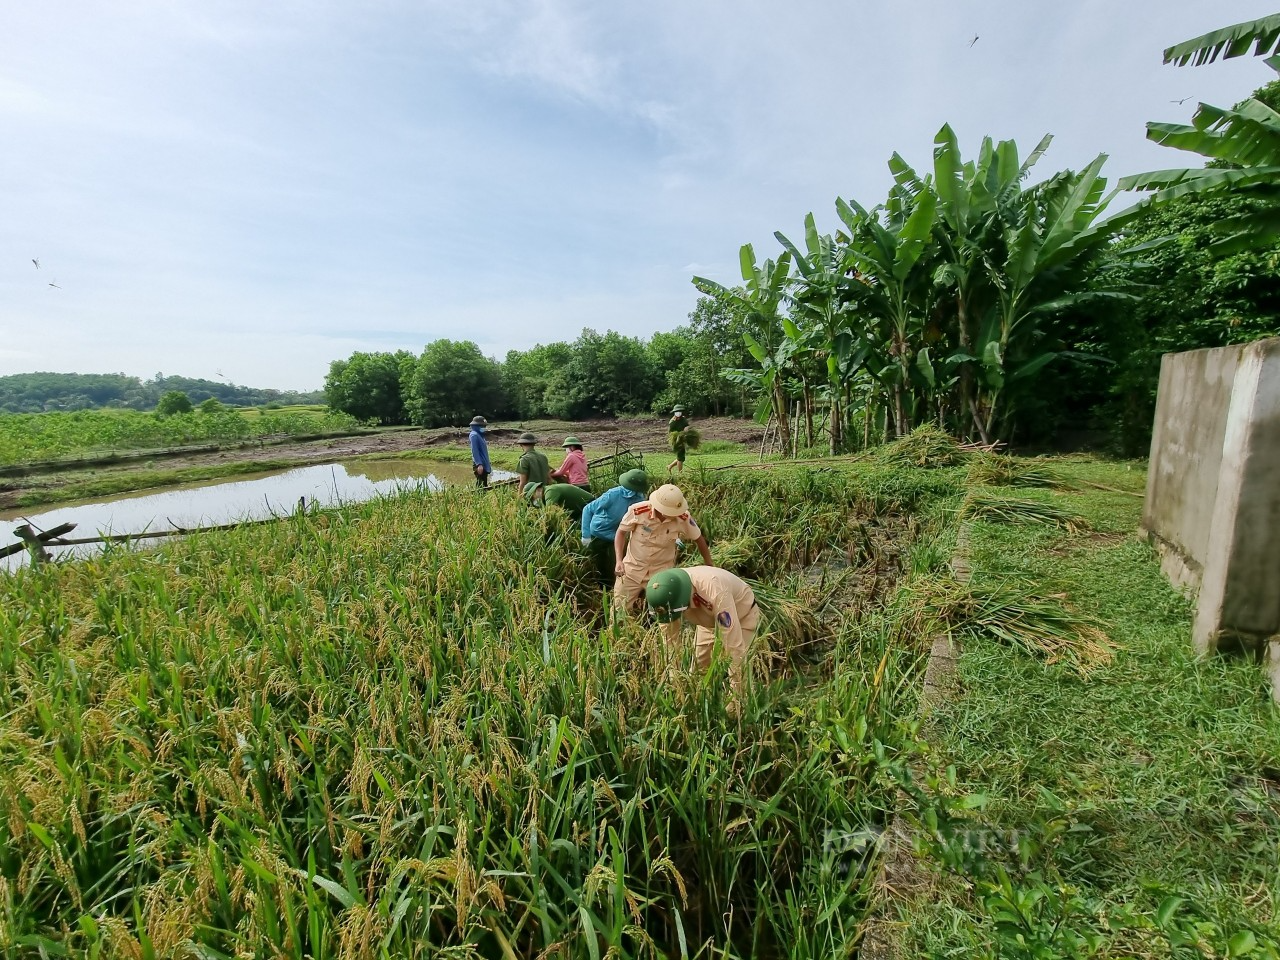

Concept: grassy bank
[[886, 461, 1280, 958], [0, 465, 954, 958]]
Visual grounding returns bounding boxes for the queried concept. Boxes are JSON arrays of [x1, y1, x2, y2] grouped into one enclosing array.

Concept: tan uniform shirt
[[616, 502, 701, 582], [665, 565, 760, 691]]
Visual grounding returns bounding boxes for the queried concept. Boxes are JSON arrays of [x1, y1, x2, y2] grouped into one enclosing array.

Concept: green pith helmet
[[517, 432, 538, 445], [646, 568, 693, 622], [671, 405, 685, 415], [619, 468, 648, 493], [523, 481, 544, 500], [562, 436, 582, 447]]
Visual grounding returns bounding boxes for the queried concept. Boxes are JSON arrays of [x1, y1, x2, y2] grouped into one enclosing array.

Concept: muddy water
[[0, 459, 514, 570]]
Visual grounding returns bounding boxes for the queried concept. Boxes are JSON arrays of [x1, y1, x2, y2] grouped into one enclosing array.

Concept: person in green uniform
[[667, 405, 690, 474], [516, 432, 552, 500], [542, 482, 595, 522]]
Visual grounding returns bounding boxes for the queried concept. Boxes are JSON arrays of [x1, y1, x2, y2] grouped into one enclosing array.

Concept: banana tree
[[975, 156, 1136, 438], [836, 190, 938, 437], [774, 213, 864, 453], [894, 126, 1053, 441], [1120, 14, 1280, 249], [693, 246, 795, 449]]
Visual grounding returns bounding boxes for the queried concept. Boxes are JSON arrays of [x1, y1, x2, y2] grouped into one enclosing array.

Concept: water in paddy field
[[0, 459, 516, 571]]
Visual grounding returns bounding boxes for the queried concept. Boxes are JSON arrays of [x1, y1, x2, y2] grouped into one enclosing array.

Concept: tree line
[[0, 372, 324, 414], [686, 17, 1280, 454], [331, 17, 1278, 449], [323, 314, 758, 428]]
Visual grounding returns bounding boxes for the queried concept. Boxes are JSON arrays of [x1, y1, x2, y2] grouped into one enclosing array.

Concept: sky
[[2, 1, 1277, 391]]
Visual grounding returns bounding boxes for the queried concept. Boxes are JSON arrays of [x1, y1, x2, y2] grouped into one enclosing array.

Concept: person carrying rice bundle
[[667, 405, 692, 474]]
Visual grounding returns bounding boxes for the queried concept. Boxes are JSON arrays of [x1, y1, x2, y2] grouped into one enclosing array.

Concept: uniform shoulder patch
[[634, 504, 652, 515], [717, 610, 733, 628]]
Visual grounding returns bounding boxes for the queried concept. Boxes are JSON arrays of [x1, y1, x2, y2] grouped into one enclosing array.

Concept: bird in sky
[[48, 279, 61, 289], [31, 258, 39, 269], [968, 34, 979, 48], [1171, 96, 1192, 105]]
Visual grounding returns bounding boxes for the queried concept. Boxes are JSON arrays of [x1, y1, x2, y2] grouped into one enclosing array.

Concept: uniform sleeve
[[617, 504, 642, 535], [703, 577, 745, 660], [682, 515, 702, 540], [580, 492, 600, 538]]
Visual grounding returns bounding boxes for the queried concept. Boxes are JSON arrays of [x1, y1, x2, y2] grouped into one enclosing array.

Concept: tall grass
[[0, 471, 932, 958]]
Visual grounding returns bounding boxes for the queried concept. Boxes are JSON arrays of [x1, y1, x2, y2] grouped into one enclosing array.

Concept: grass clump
[[874, 424, 968, 469], [903, 576, 1116, 676], [959, 489, 1091, 534], [887, 461, 1280, 958], [966, 452, 1063, 489]]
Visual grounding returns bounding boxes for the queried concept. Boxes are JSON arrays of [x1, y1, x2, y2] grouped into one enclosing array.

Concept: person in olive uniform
[[613, 483, 712, 614], [516, 432, 551, 500], [667, 405, 690, 474], [541, 482, 595, 522], [646, 565, 760, 693]]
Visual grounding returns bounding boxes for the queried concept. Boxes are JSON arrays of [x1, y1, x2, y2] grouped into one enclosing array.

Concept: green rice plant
[[966, 453, 1064, 489], [0, 409, 368, 466], [674, 427, 702, 450], [960, 490, 1091, 534], [902, 576, 1117, 676], [0, 468, 943, 959]]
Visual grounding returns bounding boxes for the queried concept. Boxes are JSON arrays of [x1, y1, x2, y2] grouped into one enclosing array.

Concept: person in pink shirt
[[550, 436, 590, 489]]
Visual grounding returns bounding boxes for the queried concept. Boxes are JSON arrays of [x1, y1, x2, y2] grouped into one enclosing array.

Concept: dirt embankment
[[1, 417, 765, 507]]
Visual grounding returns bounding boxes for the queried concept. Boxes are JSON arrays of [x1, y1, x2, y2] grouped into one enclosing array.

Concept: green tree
[[199, 397, 224, 414], [542, 330, 660, 419], [502, 343, 574, 419], [1121, 15, 1280, 247], [401, 340, 504, 427], [694, 246, 795, 449], [324, 350, 414, 424], [155, 391, 193, 416]]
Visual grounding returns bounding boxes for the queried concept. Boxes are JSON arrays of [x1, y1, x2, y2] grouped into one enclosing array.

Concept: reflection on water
[[1, 459, 514, 570]]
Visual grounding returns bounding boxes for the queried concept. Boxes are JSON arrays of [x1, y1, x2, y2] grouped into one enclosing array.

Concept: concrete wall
[[1142, 337, 1280, 677]]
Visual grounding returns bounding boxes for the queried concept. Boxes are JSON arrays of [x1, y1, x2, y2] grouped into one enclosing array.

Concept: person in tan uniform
[[645, 565, 761, 692], [613, 483, 712, 613]]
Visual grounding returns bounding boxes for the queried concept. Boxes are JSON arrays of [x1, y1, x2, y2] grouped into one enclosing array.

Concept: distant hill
[[0, 372, 325, 414]]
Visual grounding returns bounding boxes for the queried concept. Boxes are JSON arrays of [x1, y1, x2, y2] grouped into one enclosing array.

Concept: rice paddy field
[[2, 435, 1275, 958], [0, 409, 368, 466], [0, 455, 960, 959]]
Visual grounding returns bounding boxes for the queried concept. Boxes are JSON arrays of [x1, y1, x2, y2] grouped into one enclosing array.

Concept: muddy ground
[[2, 417, 765, 506]]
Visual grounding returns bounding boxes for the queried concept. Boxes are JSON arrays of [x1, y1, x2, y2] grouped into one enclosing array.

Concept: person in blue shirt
[[469, 415, 492, 488], [580, 467, 649, 582]]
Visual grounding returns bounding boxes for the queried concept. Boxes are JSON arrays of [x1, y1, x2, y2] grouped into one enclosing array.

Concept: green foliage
[[1121, 17, 1280, 249], [0, 372, 324, 414], [154, 390, 193, 416], [0, 469, 939, 958], [543, 329, 660, 419], [1104, 189, 1280, 453], [401, 339, 504, 427], [324, 350, 414, 424], [198, 397, 224, 414], [0, 409, 366, 464]]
